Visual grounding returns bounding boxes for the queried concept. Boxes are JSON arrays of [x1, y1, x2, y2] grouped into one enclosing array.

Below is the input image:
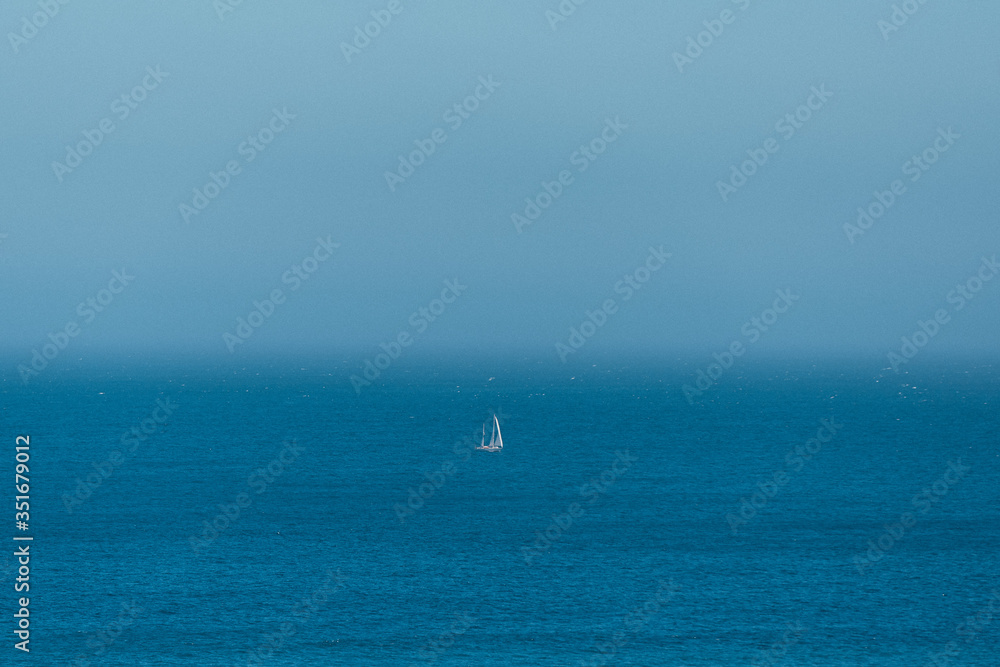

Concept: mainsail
[[492, 414, 503, 450]]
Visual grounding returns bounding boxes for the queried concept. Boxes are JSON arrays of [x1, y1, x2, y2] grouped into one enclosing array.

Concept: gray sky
[[2, 1, 998, 368]]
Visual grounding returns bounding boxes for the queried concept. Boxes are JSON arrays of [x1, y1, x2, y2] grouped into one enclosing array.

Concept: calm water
[[3, 358, 998, 665]]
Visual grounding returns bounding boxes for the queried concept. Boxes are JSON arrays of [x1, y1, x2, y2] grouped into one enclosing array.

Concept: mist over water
[[2, 1, 998, 370]]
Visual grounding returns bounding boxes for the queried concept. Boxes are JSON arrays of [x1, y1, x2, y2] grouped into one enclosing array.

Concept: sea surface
[[2, 358, 998, 665]]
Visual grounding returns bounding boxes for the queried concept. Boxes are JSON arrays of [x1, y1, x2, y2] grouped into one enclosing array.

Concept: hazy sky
[[2, 1, 998, 369]]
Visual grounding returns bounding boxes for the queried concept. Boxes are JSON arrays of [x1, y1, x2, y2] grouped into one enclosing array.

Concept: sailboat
[[476, 414, 503, 452]]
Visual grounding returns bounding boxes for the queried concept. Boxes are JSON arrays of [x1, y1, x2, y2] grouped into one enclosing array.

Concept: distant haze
[[2, 1, 998, 369]]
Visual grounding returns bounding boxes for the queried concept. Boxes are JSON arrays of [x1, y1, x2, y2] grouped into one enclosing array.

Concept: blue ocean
[[5, 357, 998, 665]]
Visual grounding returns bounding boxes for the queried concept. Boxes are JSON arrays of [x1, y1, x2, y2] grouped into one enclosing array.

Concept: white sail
[[476, 412, 504, 451]]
